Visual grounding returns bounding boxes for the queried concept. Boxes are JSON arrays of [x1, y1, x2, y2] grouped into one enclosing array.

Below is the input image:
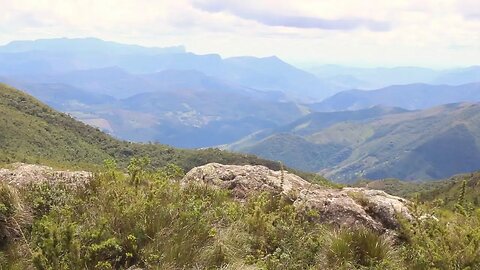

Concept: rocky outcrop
[[0, 163, 92, 188], [183, 163, 411, 233], [0, 162, 411, 233]]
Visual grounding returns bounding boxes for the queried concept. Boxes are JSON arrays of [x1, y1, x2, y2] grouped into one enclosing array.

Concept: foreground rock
[[0, 163, 411, 233], [0, 163, 92, 188], [183, 163, 411, 233]]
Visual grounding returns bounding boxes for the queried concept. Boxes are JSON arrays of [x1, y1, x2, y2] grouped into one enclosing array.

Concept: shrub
[[0, 182, 28, 248], [322, 227, 402, 269], [2, 158, 480, 270], [22, 182, 72, 218], [400, 202, 480, 270]]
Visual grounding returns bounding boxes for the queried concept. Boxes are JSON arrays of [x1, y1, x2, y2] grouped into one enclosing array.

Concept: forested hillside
[[230, 103, 480, 182], [0, 79, 479, 270], [1, 2, 479, 268], [0, 83, 283, 171]]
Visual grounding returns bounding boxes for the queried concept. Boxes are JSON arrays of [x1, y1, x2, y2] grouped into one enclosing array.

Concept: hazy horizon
[[1, 0, 479, 69], [0, 36, 478, 71]]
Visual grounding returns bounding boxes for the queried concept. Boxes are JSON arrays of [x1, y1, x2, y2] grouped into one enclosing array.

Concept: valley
[[1, 38, 479, 183], [1, 1, 480, 267], [230, 103, 480, 182]]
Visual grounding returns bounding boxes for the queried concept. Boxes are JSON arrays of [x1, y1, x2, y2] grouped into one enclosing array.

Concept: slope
[[230, 103, 480, 182], [419, 171, 480, 208], [356, 170, 480, 209], [2, 69, 304, 148], [228, 106, 409, 172], [0, 83, 288, 172]]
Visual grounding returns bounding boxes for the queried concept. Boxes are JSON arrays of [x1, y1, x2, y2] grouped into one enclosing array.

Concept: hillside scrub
[[0, 159, 478, 269]]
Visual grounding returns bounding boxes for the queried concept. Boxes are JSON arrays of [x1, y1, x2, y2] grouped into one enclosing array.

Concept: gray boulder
[[0, 163, 92, 188], [183, 163, 411, 233]]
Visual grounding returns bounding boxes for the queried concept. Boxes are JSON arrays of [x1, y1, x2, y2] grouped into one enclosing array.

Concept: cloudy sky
[[1, 0, 479, 68]]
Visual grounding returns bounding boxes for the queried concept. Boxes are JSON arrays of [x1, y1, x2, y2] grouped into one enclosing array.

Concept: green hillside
[[1, 84, 480, 270], [0, 83, 286, 172], [231, 103, 480, 182], [420, 171, 480, 208], [353, 178, 445, 198], [228, 106, 407, 172], [355, 171, 480, 210], [239, 134, 344, 172]]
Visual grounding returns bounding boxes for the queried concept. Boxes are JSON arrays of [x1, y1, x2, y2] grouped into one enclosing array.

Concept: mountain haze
[[311, 83, 480, 111], [0, 38, 334, 101], [0, 37, 186, 54], [309, 65, 480, 90], [2, 38, 480, 164]]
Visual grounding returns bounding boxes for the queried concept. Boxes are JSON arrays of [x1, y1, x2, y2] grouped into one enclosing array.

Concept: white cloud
[[0, 0, 478, 68], [191, 0, 391, 31]]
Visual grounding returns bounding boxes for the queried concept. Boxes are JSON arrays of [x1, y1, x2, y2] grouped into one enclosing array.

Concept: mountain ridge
[[0, 37, 186, 54], [0, 38, 334, 101], [229, 102, 480, 182], [0, 83, 292, 173], [310, 82, 480, 111]]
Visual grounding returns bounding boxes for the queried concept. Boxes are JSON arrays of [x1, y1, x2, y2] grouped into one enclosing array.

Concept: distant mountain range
[[0, 38, 337, 147], [228, 103, 480, 182], [308, 65, 480, 90], [310, 83, 480, 111], [0, 37, 186, 54], [0, 37, 335, 101], [1, 37, 480, 179], [99, 74, 304, 147], [0, 83, 287, 172], [5, 68, 305, 148]]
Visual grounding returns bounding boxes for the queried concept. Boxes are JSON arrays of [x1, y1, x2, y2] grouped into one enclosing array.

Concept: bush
[[400, 202, 480, 269], [22, 182, 72, 218], [322, 227, 402, 269], [0, 182, 26, 248], [1, 158, 479, 269], [28, 160, 239, 269]]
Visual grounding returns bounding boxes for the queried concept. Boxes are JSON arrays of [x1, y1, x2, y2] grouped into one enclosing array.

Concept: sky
[[1, 0, 479, 68]]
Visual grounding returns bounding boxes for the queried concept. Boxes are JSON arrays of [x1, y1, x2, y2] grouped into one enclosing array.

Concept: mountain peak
[[0, 37, 186, 55]]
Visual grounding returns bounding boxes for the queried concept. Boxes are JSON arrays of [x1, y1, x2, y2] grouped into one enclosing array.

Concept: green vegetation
[[0, 83, 311, 177], [0, 159, 478, 269], [355, 171, 480, 208], [355, 172, 480, 268], [353, 178, 447, 199], [1, 83, 480, 269], [244, 134, 345, 173], [398, 198, 480, 269], [418, 171, 480, 210], [232, 102, 480, 182], [0, 160, 384, 269]]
